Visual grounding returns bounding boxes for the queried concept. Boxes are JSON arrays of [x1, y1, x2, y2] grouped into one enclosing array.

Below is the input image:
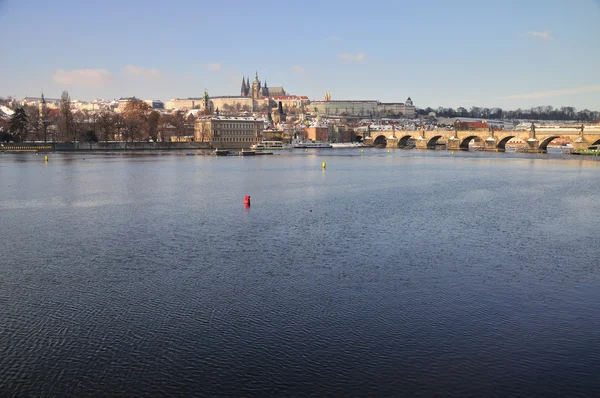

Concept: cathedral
[[240, 72, 286, 99]]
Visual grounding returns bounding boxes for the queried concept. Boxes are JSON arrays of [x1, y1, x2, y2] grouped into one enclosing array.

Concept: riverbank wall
[[1, 142, 211, 152]]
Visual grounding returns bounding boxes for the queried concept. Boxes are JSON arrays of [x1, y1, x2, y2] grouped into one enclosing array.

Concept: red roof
[[47, 109, 61, 118], [270, 95, 308, 100], [457, 121, 488, 129]]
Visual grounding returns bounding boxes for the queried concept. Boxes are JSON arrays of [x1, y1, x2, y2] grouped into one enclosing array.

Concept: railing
[[0, 145, 53, 151]]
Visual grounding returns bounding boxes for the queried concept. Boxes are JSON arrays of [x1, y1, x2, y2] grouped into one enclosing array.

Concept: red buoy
[[244, 195, 251, 206]]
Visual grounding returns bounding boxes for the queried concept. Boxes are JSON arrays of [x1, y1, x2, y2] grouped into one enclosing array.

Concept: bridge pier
[[385, 137, 398, 148], [414, 137, 429, 150], [447, 137, 461, 151]]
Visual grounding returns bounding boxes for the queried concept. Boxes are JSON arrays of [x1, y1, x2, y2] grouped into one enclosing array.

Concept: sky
[[1, 0, 599, 110]]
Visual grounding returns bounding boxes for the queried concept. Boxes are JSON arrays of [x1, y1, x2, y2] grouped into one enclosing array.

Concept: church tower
[[245, 77, 250, 97], [39, 92, 46, 115], [202, 90, 212, 114], [252, 71, 261, 99], [241, 77, 247, 97]]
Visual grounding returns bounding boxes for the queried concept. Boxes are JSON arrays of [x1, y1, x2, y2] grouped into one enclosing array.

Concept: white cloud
[[203, 63, 222, 71], [338, 52, 366, 61], [326, 35, 340, 41], [502, 85, 600, 100], [527, 31, 553, 40], [53, 69, 117, 86], [123, 64, 161, 79], [292, 65, 305, 73]]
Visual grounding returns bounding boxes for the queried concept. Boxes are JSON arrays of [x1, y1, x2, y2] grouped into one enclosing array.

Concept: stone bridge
[[364, 125, 600, 153]]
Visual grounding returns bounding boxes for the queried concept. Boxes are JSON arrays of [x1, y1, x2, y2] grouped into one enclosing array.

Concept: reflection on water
[[1, 150, 600, 397]]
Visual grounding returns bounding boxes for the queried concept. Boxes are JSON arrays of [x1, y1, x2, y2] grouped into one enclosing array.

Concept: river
[[1, 149, 600, 397]]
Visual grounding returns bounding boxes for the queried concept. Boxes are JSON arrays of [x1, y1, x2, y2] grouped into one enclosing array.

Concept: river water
[[1, 149, 600, 397]]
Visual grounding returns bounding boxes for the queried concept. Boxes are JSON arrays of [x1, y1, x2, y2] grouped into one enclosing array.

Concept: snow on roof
[[196, 115, 262, 121], [0, 106, 14, 116]]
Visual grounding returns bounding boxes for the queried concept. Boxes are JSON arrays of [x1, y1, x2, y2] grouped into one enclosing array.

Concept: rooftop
[[312, 100, 379, 104], [196, 115, 262, 121]]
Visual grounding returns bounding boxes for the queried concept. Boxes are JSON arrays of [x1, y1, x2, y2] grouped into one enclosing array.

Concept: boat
[[239, 149, 256, 156], [250, 141, 291, 150], [573, 144, 600, 156], [213, 149, 230, 156], [291, 141, 333, 149], [330, 142, 365, 148]]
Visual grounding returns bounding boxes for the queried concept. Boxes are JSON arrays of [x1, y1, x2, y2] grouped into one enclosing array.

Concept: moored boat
[[250, 141, 291, 150], [330, 142, 365, 148], [573, 144, 600, 156], [214, 149, 230, 156], [291, 141, 333, 149]]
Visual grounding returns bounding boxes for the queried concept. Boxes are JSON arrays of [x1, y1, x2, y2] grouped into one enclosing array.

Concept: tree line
[[416, 105, 600, 122], [0, 91, 196, 143]]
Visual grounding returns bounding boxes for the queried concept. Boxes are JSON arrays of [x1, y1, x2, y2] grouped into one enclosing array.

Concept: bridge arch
[[497, 135, 517, 151], [590, 138, 600, 146], [459, 135, 478, 150], [397, 135, 413, 148], [539, 136, 561, 152], [426, 135, 443, 149], [373, 135, 387, 147]]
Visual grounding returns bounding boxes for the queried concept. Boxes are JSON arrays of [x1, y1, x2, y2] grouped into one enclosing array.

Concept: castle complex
[[240, 72, 286, 99], [164, 70, 415, 118]]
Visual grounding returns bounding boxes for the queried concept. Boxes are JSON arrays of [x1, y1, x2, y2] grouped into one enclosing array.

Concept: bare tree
[[122, 99, 150, 142], [147, 111, 160, 141], [59, 90, 75, 142], [97, 111, 116, 142], [158, 114, 175, 142], [25, 105, 41, 141]]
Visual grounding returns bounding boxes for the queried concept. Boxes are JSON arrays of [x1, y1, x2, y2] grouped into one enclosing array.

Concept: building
[[194, 115, 263, 149], [263, 129, 284, 141], [240, 72, 286, 99], [306, 121, 329, 141], [165, 99, 196, 110], [272, 101, 286, 124], [116, 97, 137, 113], [20, 96, 60, 107], [331, 125, 356, 143], [454, 120, 489, 130], [144, 100, 165, 110], [311, 95, 415, 118], [270, 95, 310, 110], [209, 96, 255, 113]]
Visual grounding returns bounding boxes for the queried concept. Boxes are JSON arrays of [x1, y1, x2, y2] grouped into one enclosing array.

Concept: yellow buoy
[[451, 151, 454, 155], [44, 156, 48, 162], [305, 149, 308, 152], [361, 149, 364, 153], [322, 162, 326, 169]]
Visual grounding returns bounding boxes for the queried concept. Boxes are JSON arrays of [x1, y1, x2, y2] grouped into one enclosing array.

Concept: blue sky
[[1, 0, 599, 110]]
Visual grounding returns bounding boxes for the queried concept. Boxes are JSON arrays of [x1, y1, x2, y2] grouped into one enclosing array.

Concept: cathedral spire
[[241, 77, 247, 97]]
